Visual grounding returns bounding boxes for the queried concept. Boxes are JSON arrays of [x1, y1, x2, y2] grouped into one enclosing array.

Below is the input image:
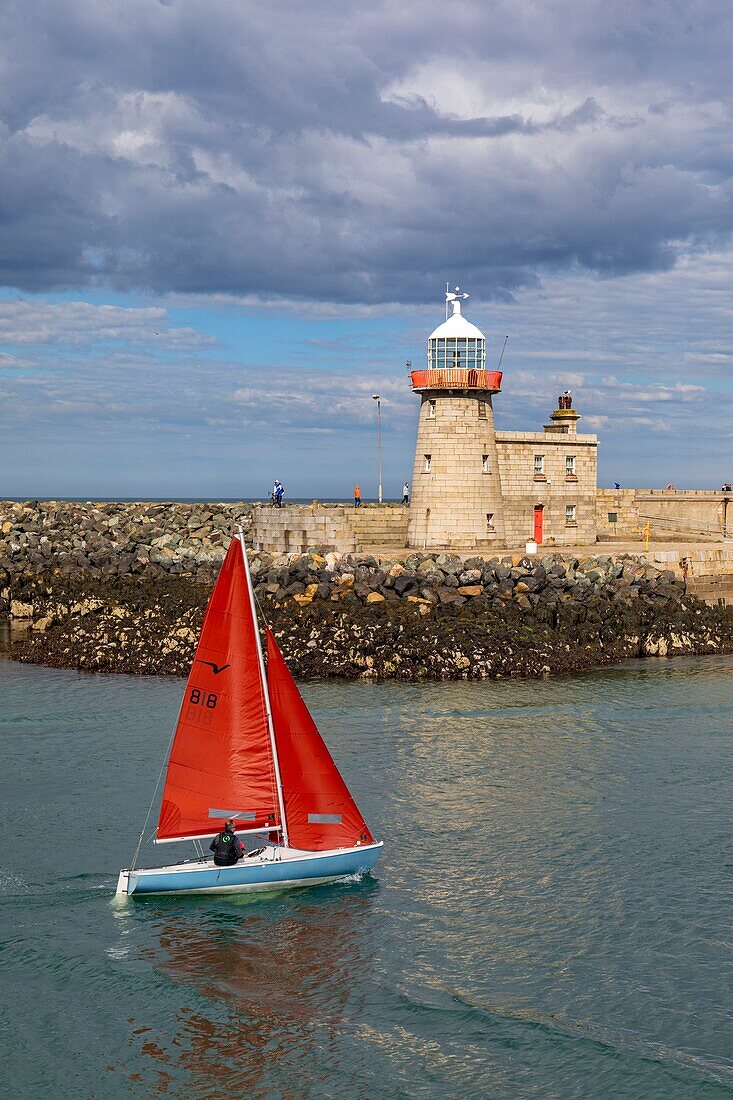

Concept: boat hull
[[116, 842, 382, 897]]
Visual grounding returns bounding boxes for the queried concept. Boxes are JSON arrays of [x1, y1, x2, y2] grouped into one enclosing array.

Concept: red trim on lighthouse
[[410, 368, 502, 392]]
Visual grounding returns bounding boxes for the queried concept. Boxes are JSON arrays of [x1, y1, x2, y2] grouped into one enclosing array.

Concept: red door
[[533, 505, 544, 544]]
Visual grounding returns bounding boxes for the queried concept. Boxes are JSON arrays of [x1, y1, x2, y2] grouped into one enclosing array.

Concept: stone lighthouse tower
[[406, 288, 506, 549]]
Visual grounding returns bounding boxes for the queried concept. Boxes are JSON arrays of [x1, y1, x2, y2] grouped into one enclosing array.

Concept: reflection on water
[[1, 657, 732, 1097], [0, 617, 32, 655], [117, 885, 379, 1096]]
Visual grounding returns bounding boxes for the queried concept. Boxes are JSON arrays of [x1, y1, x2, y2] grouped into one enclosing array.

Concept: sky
[[0, 0, 731, 499]]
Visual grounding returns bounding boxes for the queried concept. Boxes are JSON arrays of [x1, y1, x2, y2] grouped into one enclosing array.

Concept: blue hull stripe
[[128, 846, 382, 896]]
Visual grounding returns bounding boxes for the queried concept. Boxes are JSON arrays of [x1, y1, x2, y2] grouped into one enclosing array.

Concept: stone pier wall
[[3, 501, 733, 679], [597, 489, 732, 542], [251, 503, 409, 554], [253, 492, 733, 555], [4, 500, 733, 681]]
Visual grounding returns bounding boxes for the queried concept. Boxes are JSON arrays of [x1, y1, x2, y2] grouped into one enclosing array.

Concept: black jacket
[[209, 830, 245, 866]]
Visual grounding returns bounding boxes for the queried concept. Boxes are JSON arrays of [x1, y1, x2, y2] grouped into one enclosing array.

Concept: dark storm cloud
[[0, 0, 731, 302]]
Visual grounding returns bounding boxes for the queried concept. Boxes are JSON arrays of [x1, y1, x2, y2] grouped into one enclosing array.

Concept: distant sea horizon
[[2, 497, 400, 505]]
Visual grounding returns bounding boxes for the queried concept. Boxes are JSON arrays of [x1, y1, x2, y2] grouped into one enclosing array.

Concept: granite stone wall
[[251, 503, 409, 554], [407, 391, 506, 549], [4, 499, 733, 684]]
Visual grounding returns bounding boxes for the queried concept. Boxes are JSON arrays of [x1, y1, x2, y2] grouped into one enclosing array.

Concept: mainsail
[[266, 628, 375, 851], [156, 538, 280, 842]]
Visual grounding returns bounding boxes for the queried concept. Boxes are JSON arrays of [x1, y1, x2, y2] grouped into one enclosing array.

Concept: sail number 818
[[189, 688, 218, 709]]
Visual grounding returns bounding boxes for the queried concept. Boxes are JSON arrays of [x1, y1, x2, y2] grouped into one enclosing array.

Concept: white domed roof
[[428, 312, 485, 342], [428, 288, 485, 341]]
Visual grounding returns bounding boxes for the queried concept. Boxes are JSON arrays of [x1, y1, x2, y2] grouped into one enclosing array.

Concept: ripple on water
[[0, 656, 732, 1098]]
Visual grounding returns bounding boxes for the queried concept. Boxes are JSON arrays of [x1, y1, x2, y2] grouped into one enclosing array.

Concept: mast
[[237, 526, 289, 848]]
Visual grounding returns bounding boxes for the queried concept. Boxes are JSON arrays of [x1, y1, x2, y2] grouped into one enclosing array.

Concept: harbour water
[[0, 656, 731, 1097]]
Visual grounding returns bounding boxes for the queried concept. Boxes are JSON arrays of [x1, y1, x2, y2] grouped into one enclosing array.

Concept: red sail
[[157, 538, 280, 841], [266, 629, 374, 851]]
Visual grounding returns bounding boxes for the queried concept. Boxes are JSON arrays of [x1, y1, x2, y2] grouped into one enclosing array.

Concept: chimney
[[545, 391, 580, 435]]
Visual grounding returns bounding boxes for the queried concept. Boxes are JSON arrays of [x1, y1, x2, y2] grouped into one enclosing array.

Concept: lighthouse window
[[423, 454, 432, 473], [427, 400, 436, 419], [478, 401, 487, 419], [486, 513, 495, 529], [534, 455, 545, 476], [566, 504, 576, 524], [428, 336, 485, 371], [482, 454, 489, 473], [566, 455, 576, 475]]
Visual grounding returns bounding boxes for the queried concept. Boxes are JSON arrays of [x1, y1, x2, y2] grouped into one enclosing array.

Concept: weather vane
[[445, 284, 469, 318]]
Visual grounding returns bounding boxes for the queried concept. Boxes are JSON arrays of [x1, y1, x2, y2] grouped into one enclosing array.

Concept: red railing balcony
[[409, 368, 503, 392]]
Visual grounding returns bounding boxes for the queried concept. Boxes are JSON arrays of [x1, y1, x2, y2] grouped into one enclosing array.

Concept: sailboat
[[116, 532, 382, 897]]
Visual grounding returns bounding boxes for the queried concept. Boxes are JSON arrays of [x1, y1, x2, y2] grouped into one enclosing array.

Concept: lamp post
[[372, 394, 382, 504]]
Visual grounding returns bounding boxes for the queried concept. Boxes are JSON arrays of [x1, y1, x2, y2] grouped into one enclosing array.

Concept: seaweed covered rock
[[7, 557, 733, 681]]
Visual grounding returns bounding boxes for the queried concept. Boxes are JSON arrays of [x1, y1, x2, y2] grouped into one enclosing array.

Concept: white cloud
[[628, 417, 672, 432], [0, 300, 217, 349]]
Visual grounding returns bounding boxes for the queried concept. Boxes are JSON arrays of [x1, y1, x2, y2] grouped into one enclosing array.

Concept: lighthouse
[[251, 284, 601, 555], [406, 288, 507, 549]]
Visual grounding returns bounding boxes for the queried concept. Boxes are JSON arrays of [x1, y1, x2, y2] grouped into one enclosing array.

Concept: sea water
[[0, 656, 731, 1098]]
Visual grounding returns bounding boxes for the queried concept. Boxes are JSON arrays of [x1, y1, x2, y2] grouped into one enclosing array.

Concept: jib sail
[[266, 628, 374, 851]]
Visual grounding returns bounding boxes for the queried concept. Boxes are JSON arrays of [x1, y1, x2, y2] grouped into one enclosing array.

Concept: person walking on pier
[[354, 484, 361, 508], [273, 480, 284, 507], [402, 482, 410, 505]]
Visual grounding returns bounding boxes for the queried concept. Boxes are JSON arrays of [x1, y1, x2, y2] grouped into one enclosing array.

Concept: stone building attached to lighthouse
[[406, 289, 598, 549]]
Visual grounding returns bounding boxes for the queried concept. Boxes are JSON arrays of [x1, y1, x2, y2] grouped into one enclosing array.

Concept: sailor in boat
[[209, 820, 245, 867]]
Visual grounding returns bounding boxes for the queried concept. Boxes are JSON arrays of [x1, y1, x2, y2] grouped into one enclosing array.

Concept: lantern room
[[409, 287, 502, 393]]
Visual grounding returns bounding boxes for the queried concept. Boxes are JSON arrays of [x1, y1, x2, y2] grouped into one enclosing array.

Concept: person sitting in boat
[[209, 820, 245, 867]]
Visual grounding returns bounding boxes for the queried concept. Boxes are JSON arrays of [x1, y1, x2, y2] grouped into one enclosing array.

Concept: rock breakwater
[[3, 501, 732, 680], [0, 499, 251, 582]]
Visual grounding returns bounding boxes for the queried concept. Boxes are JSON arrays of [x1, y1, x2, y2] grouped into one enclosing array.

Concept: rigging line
[[127, 721, 176, 875], [245, 548, 286, 841], [129, 699, 184, 872], [239, 530, 278, 646], [251, 588, 285, 828], [253, 584, 271, 627], [238, 526, 290, 848], [232, 526, 272, 628], [235, 526, 271, 636], [247, 549, 273, 631]]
